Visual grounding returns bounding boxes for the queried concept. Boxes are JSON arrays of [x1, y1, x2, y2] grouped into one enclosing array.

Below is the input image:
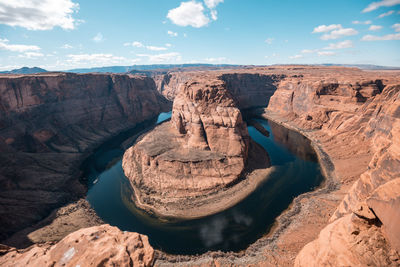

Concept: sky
[[0, 0, 399, 70]]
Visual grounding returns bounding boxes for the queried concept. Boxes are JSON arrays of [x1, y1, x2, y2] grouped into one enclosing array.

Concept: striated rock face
[[171, 78, 249, 159], [122, 76, 270, 219], [154, 72, 193, 101], [367, 178, 400, 252], [0, 225, 154, 267], [1, 66, 400, 266], [267, 75, 400, 266], [294, 213, 400, 267], [0, 73, 170, 242], [221, 73, 283, 109], [154, 71, 284, 110]]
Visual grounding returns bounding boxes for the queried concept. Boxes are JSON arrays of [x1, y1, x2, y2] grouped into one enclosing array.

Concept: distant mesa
[[0, 66, 48, 74]]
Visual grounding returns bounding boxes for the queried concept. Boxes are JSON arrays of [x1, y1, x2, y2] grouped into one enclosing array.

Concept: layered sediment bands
[[154, 71, 284, 109], [0, 225, 154, 267], [1, 66, 400, 266], [294, 85, 400, 267], [154, 72, 193, 101], [122, 77, 272, 218], [0, 73, 170, 242], [220, 73, 283, 109], [257, 69, 400, 266]]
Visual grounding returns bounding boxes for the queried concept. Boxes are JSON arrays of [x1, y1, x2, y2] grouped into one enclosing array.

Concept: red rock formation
[[295, 85, 400, 266], [264, 73, 400, 266], [1, 66, 400, 267], [122, 76, 266, 219], [0, 73, 170, 242], [0, 225, 154, 267]]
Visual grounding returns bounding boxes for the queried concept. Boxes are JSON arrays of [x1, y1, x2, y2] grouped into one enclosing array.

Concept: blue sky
[[0, 0, 399, 70]]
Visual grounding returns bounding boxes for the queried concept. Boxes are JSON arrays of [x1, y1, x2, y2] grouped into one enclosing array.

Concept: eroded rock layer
[[1, 66, 400, 267], [122, 77, 268, 218], [0, 225, 154, 267], [0, 73, 170, 242]]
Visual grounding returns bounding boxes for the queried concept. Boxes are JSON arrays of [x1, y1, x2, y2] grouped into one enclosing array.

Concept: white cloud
[[204, 57, 226, 63], [204, 0, 223, 9], [123, 41, 144, 48], [167, 1, 210, 28], [318, 51, 335, 56], [361, 33, 400, 41], [312, 24, 342, 33], [18, 51, 44, 58], [137, 52, 182, 63], [289, 54, 303, 59], [392, 23, 400, 32], [61, 44, 73, 49], [369, 25, 383, 31], [0, 38, 40, 52], [165, 43, 172, 47], [265, 37, 274, 45], [301, 49, 318, 54], [320, 28, 358, 40], [378, 10, 394, 18], [146, 46, 168, 51], [210, 10, 218, 20], [324, 40, 353, 49], [93, 33, 104, 43], [352, 20, 372, 25], [124, 41, 169, 51], [167, 30, 178, 37], [362, 0, 400, 12], [0, 0, 79, 30]]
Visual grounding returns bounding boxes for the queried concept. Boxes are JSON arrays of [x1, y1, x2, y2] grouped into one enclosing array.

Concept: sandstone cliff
[[1, 67, 399, 267], [0, 73, 170, 243], [294, 84, 400, 266]]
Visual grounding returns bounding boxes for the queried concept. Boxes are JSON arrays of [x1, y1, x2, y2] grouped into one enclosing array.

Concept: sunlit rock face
[[122, 77, 252, 216], [0, 225, 154, 267]]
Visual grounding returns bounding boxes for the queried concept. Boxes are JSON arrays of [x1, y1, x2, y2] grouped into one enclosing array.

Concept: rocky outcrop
[[294, 213, 399, 267], [0, 225, 154, 267], [122, 76, 271, 219], [295, 84, 400, 266], [0, 73, 170, 243], [367, 178, 400, 252], [264, 72, 400, 266]]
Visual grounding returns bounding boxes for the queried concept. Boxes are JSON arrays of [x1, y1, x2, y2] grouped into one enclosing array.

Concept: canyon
[[0, 66, 399, 266]]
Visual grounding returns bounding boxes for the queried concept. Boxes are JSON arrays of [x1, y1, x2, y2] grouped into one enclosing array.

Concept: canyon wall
[[1, 67, 399, 266], [153, 71, 283, 109], [0, 73, 170, 241], [257, 69, 400, 266]]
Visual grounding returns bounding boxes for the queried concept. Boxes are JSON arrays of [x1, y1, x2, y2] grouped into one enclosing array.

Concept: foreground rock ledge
[[0, 225, 154, 267], [122, 77, 271, 219]]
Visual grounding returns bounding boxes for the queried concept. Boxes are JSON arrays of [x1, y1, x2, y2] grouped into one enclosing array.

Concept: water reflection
[[85, 113, 323, 254]]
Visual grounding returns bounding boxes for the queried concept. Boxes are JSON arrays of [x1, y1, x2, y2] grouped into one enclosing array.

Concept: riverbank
[[153, 109, 343, 265]]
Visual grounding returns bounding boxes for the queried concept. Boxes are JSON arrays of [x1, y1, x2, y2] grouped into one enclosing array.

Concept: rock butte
[[122, 76, 271, 219], [0, 66, 399, 266]]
